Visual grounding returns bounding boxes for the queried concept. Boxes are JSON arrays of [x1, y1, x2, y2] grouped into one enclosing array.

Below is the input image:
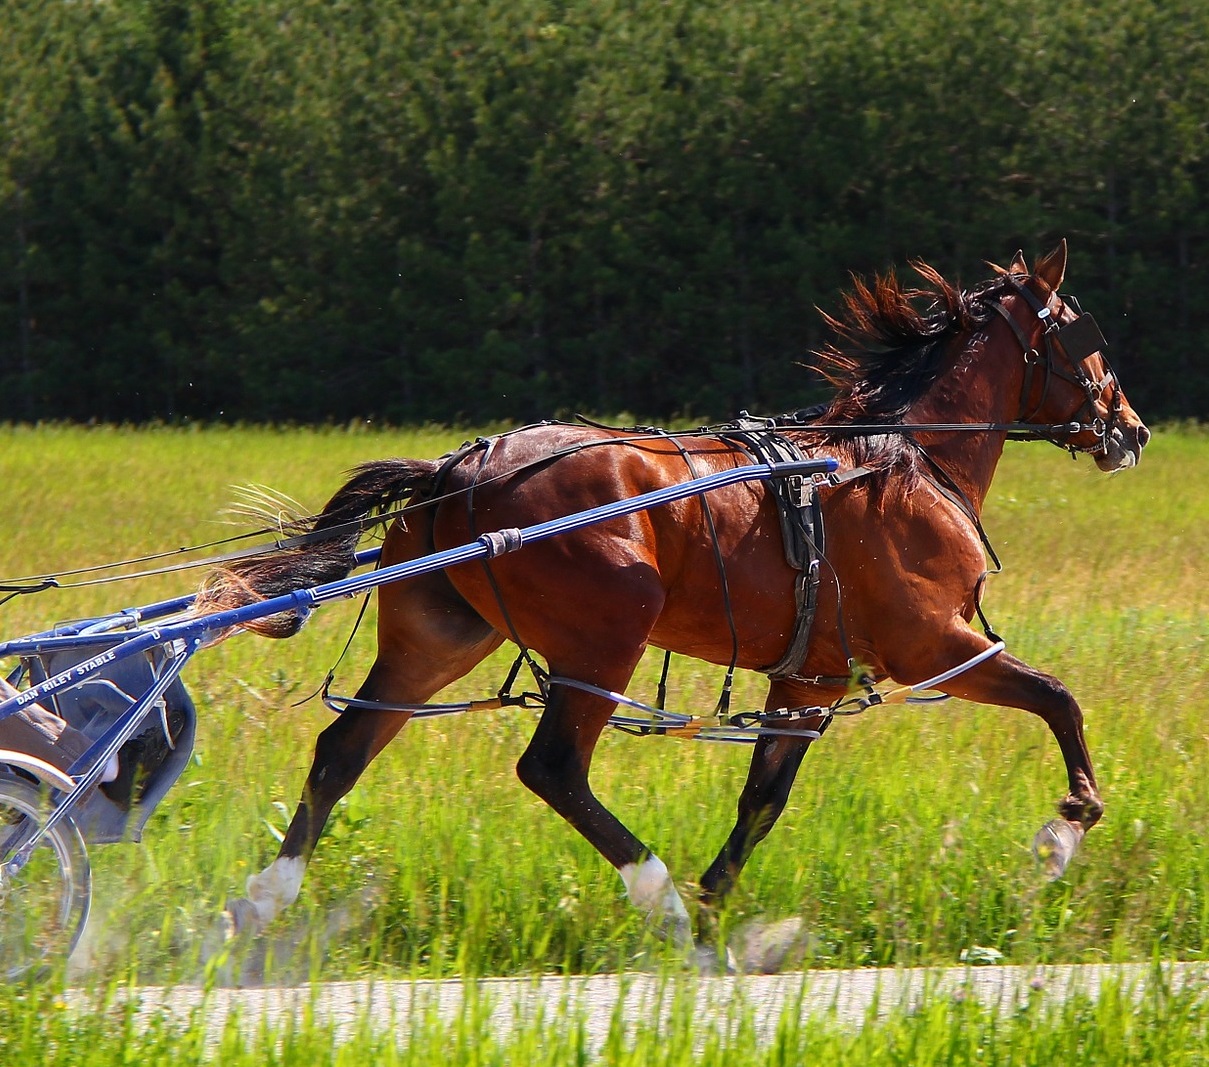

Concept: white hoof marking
[[619, 855, 692, 946], [1033, 819, 1085, 881], [236, 856, 305, 931]]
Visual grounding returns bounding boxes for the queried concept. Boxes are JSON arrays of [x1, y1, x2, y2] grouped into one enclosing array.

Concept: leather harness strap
[[717, 417, 874, 681]]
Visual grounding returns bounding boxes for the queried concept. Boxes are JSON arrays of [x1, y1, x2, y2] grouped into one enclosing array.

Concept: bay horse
[[199, 241, 1148, 959]]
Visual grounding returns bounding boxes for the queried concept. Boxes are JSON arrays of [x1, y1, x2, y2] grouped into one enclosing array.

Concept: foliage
[[0, 0, 1206, 425]]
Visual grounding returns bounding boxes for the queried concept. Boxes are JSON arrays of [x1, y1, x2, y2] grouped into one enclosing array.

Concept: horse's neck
[[904, 339, 1021, 513], [910, 424, 1005, 515]]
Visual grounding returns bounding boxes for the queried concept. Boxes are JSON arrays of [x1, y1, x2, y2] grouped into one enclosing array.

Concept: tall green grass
[[6, 967, 1209, 1065], [0, 424, 1205, 985]]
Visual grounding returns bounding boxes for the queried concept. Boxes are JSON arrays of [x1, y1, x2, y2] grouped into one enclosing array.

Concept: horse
[[198, 240, 1148, 960]]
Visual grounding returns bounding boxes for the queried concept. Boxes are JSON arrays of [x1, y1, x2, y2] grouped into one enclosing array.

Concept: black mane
[[800, 263, 1016, 469]]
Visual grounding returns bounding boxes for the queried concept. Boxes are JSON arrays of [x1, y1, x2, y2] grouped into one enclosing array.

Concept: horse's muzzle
[[1094, 421, 1150, 471]]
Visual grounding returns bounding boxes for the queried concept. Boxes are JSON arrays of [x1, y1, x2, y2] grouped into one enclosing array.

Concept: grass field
[[1, 422, 1206, 1060]]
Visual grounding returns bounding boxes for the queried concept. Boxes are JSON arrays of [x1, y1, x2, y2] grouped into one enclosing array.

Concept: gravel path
[[93, 962, 1209, 1049]]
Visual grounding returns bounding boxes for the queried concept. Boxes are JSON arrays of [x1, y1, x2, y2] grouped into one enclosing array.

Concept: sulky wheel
[[0, 770, 91, 981]]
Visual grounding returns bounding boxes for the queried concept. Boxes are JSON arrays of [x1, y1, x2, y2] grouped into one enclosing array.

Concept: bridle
[[990, 276, 1122, 456]]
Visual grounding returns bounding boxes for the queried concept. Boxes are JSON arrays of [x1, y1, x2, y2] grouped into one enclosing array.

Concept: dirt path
[[95, 962, 1207, 1048]]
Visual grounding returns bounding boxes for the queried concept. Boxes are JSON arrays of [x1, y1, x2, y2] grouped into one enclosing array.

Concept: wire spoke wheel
[[0, 772, 91, 981]]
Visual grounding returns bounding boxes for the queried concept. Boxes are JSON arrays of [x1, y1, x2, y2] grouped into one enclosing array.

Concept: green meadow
[[0, 423, 1206, 1060]]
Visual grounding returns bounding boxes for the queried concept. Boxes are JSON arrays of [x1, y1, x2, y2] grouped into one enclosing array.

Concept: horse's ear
[[1008, 249, 1028, 275], [1033, 239, 1068, 291]]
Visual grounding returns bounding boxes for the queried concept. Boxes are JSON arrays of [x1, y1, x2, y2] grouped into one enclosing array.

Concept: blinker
[[1055, 313, 1107, 365]]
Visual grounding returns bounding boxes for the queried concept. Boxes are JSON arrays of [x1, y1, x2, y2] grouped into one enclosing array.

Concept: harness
[[443, 423, 848, 714], [0, 275, 1125, 745], [718, 422, 823, 678], [714, 414, 874, 681]]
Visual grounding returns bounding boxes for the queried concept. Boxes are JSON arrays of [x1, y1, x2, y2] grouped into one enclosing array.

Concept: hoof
[[729, 917, 820, 974], [689, 941, 737, 975], [1032, 819, 1085, 880], [222, 897, 263, 939], [663, 914, 695, 952]]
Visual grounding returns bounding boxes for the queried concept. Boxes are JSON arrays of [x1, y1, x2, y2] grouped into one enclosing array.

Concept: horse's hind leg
[[515, 652, 699, 949], [225, 566, 502, 935]]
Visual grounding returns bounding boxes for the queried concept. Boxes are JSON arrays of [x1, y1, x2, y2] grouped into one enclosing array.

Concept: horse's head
[[994, 240, 1149, 471]]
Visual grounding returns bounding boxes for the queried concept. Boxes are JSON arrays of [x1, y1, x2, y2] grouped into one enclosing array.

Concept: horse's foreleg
[[515, 670, 696, 948], [698, 688, 833, 921], [917, 632, 1103, 880]]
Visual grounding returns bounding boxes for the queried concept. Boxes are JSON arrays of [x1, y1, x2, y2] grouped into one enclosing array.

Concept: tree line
[[1, 0, 1206, 426]]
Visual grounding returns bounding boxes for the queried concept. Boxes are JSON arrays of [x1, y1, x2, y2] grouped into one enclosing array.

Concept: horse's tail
[[193, 458, 440, 639]]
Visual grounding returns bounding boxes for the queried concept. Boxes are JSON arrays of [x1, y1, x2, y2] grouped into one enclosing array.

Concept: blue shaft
[[0, 457, 835, 721]]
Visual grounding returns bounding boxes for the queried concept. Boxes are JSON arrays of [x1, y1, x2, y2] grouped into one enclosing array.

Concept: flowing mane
[[800, 261, 1016, 470], [812, 261, 1014, 424]]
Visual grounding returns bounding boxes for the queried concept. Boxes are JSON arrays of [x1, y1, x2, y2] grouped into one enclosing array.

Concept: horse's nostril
[[1137, 425, 1152, 450]]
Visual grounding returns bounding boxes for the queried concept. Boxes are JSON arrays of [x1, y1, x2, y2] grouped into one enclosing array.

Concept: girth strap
[[717, 423, 826, 679]]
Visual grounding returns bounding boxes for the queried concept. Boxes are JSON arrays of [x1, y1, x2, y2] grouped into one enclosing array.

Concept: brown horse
[[201, 241, 1148, 958]]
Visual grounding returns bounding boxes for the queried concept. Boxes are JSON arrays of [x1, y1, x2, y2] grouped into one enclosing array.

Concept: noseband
[[990, 279, 1122, 455]]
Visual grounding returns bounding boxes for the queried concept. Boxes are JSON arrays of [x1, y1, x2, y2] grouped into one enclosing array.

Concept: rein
[[731, 414, 1096, 441], [0, 274, 1115, 600], [0, 417, 1096, 601]]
